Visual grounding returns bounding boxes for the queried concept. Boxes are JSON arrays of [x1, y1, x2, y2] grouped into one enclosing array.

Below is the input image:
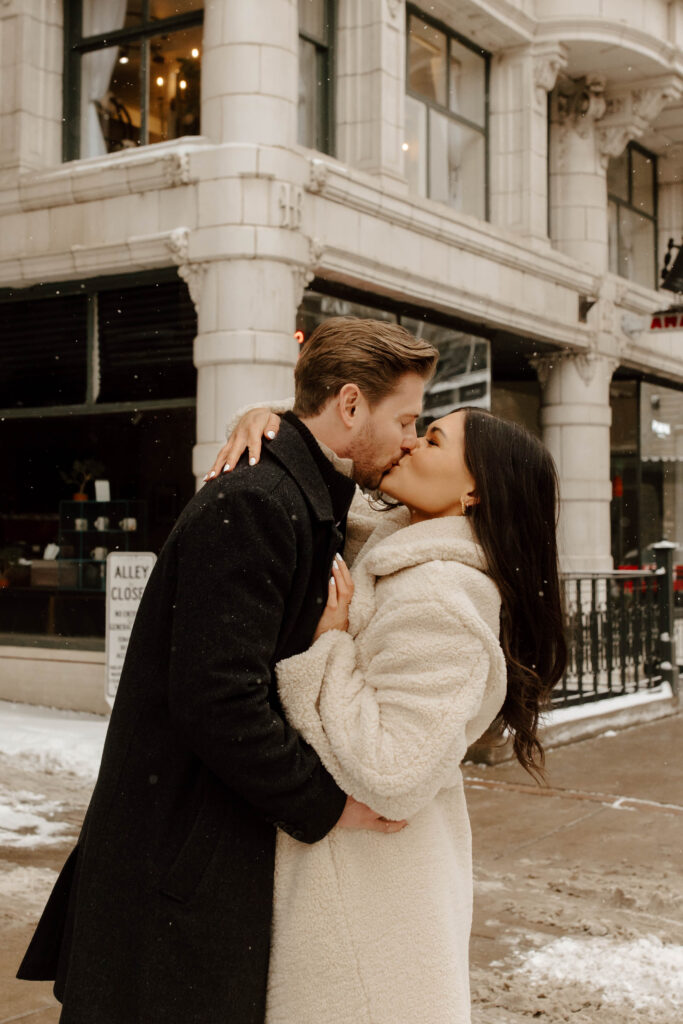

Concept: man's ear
[[338, 383, 361, 428]]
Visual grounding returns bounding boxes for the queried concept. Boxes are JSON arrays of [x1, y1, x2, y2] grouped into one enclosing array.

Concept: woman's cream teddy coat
[[266, 503, 508, 1024]]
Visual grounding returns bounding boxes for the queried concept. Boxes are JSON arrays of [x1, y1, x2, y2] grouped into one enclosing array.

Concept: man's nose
[[401, 434, 418, 452]]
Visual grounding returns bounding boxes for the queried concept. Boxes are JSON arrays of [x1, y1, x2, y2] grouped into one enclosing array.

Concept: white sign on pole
[[105, 551, 156, 707]]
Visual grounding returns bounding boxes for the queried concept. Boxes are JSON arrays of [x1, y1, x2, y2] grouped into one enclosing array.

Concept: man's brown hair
[[293, 317, 438, 417]]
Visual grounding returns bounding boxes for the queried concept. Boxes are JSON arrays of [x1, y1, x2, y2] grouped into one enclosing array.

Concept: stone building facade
[[0, 0, 682, 710]]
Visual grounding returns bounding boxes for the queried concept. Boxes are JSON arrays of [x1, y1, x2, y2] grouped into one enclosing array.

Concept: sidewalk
[[0, 702, 681, 1023]]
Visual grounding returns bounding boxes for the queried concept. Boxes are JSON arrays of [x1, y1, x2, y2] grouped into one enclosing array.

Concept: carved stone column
[[489, 42, 566, 241], [0, 0, 63, 180], [336, 0, 406, 185], [548, 75, 609, 273], [531, 351, 617, 572], [201, 0, 298, 147]]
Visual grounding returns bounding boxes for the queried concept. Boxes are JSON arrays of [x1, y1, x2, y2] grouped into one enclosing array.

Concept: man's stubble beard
[[349, 420, 387, 491]]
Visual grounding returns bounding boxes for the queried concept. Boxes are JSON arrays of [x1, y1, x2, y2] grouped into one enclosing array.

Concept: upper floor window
[[607, 143, 657, 290], [404, 7, 488, 219], [298, 0, 334, 154], [64, 0, 203, 161]]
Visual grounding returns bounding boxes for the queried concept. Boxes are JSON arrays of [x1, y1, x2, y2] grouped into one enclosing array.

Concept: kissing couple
[[19, 316, 566, 1024]]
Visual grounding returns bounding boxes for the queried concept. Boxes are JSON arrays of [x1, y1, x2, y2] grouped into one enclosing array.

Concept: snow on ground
[[0, 865, 58, 914], [0, 789, 72, 848], [515, 934, 683, 1014], [0, 701, 107, 781]]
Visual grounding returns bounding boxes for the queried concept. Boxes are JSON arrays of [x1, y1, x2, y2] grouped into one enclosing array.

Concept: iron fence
[[553, 543, 679, 708]]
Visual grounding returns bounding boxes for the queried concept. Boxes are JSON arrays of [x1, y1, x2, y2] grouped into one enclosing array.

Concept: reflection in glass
[[448, 38, 485, 127], [618, 207, 655, 289], [150, 0, 203, 18], [428, 110, 485, 218], [631, 148, 655, 215], [404, 96, 427, 198], [298, 0, 326, 40], [408, 15, 447, 107], [148, 24, 202, 143], [606, 149, 628, 201], [607, 200, 619, 275], [81, 43, 141, 157], [298, 37, 319, 149]]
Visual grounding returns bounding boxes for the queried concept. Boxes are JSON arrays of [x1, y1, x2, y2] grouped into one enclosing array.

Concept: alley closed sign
[[105, 551, 156, 706]]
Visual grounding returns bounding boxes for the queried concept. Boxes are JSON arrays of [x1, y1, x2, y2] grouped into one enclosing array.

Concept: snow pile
[[0, 790, 72, 848], [517, 934, 683, 1013], [0, 701, 107, 780]]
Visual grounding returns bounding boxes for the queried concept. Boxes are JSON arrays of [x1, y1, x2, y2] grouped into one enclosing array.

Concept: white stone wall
[[0, 0, 680, 586]]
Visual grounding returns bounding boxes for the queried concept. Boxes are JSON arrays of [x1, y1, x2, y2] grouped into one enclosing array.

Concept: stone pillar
[[548, 75, 609, 274], [532, 352, 617, 573], [336, 0, 406, 185], [201, 0, 298, 147], [187, 256, 301, 483], [0, 0, 62, 183], [489, 43, 566, 241]]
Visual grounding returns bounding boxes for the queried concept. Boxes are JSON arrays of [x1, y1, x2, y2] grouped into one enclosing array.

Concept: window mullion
[[140, 36, 150, 146]]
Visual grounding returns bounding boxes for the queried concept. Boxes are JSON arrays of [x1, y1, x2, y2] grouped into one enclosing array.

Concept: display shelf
[[57, 500, 147, 591]]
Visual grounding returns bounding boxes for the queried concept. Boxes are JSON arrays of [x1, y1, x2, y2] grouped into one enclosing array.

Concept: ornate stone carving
[[177, 262, 208, 309], [165, 227, 206, 308], [308, 158, 330, 194], [529, 350, 617, 388], [163, 151, 193, 187], [533, 48, 567, 109], [165, 227, 190, 264], [597, 76, 683, 165], [292, 237, 324, 307], [278, 183, 303, 229], [553, 75, 607, 139]]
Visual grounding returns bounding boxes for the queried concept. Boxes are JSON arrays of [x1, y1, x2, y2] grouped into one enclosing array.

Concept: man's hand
[[337, 795, 407, 833]]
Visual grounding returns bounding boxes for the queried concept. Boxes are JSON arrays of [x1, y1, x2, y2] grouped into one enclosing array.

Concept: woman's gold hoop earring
[[461, 497, 469, 516]]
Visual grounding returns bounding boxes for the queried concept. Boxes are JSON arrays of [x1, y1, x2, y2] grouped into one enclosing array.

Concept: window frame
[[62, 0, 204, 162], [607, 141, 658, 291], [405, 3, 490, 219], [298, 0, 336, 155], [0, 270, 197, 420]]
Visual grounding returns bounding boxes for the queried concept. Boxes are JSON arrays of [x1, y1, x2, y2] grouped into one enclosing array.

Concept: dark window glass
[[298, 0, 333, 154], [607, 143, 657, 289], [405, 8, 488, 219], [66, 0, 203, 160], [97, 281, 197, 402], [0, 295, 88, 408]]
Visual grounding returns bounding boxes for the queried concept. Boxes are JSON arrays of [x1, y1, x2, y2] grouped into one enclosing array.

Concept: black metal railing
[[553, 543, 679, 708]]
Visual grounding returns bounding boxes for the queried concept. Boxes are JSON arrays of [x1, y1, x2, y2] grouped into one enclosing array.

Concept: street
[[1, 704, 681, 1023]]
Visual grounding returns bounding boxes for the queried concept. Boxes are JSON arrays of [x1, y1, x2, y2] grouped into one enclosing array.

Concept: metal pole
[[653, 541, 679, 698]]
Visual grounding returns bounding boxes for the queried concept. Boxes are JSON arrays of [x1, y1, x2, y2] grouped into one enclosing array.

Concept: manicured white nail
[[266, 431, 276, 440], [222, 464, 231, 473], [208, 470, 216, 478], [249, 457, 256, 466], [202, 475, 208, 482], [330, 577, 336, 586]]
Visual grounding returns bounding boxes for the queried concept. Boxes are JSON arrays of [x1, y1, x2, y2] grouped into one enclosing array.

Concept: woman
[[216, 406, 566, 1024]]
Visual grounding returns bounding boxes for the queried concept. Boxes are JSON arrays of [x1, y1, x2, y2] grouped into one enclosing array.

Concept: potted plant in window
[[60, 459, 105, 501]]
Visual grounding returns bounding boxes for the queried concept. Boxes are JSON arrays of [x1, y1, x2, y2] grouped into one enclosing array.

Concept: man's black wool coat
[[17, 416, 355, 1024]]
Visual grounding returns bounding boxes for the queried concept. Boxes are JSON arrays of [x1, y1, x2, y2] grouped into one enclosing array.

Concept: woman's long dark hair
[[463, 408, 567, 780]]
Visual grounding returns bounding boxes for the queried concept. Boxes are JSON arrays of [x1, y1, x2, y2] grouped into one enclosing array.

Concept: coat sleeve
[[276, 585, 498, 820], [168, 486, 346, 844]]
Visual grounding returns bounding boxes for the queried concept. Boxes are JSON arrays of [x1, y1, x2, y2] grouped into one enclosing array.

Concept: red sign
[[650, 313, 683, 329]]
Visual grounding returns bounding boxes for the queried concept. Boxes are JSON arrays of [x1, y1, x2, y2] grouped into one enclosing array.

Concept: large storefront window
[[298, 0, 334, 153], [0, 274, 196, 645], [610, 378, 683, 567], [64, 0, 203, 161], [607, 143, 657, 290], [405, 6, 488, 219]]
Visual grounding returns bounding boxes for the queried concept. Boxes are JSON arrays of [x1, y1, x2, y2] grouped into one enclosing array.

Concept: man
[[18, 317, 437, 1024]]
